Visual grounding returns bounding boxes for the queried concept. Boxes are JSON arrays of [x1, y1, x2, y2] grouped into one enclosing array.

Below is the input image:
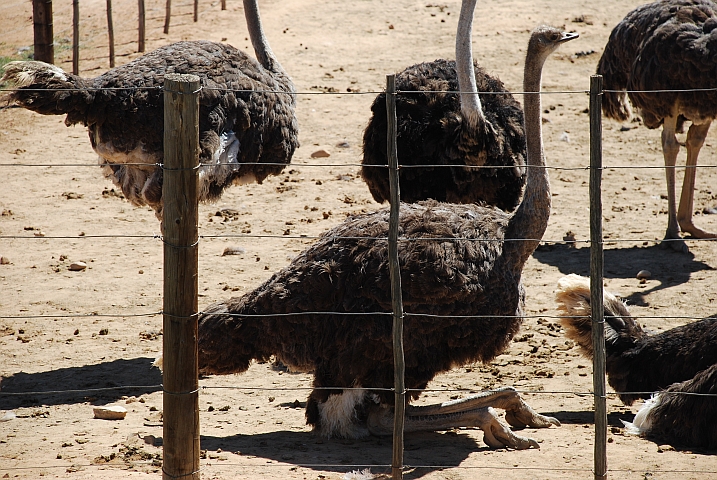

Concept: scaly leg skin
[[660, 115, 688, 253], [678, 122, 717, 240], [366, 387, 559, 450]]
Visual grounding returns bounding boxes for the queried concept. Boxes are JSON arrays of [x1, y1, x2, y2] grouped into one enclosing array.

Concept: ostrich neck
[[243, 0, 286, 77], [455, 0, 484, 127], [504, 49, 551, 268]]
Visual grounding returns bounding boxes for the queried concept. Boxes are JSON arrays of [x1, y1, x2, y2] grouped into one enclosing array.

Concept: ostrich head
[[528, 26, 579, 64]]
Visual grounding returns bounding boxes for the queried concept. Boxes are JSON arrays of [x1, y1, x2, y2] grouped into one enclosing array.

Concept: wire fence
[[1, 4, 717, 478]]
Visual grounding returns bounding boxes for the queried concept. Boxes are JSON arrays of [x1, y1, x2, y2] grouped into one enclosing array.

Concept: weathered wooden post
[[106, 0, 115, 68], [164, 0, 172, 34], [162, 73, 201, 480], [32, 0, 54, 64], [72, 0, 79, 74], [386, 73, 405, 480], [194, 0, 199, 22], [589, 74, 608, 480], [138, 0, 146, 52]]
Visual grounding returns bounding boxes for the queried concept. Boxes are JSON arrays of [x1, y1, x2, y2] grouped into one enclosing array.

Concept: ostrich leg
[[366, 387, 559, 449], [678, 121, 716, 240], [660, 115, 688, 252]]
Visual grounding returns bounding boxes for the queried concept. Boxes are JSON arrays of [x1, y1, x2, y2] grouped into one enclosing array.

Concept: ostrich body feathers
[[556, 274, 717, 449], [597, 0, 717, 129], [362, 59, 526, 211], [198, 200, 525, 435], [2, 40, 298, 217]]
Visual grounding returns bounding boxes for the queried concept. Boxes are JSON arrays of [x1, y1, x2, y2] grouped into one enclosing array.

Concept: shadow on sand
[[0, 357, 162, 410], [532, 243, 714, 305]]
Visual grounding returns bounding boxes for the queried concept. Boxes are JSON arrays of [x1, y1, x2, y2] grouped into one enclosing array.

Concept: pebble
[[222, 246, 246, 256], [636, 270, 651, 280], [0, 411, 16, 422], [0, 256, 9, 265], [69, 261, 87, 271], [93, 405, 127, 420], [310, 149, 331, 158]]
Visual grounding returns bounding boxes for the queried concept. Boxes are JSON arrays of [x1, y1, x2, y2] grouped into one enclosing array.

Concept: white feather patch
[[622, 394, 660, 436], [316, 387, 369, 439]]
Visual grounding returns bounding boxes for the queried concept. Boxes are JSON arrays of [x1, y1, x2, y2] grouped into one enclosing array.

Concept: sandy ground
[[1, 0, 717, 478]]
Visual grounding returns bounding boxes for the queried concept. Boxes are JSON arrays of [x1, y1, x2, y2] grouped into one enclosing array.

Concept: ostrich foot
[[660, 232, 689, 254], [366, 387, 559, 449], [678, 221, 717, 240]]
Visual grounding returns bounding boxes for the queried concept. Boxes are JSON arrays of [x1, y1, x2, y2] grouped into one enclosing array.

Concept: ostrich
[[361, 0, 526, 212], [1, 0, 298, 222], [555, 274, 717, 449], [597, 0, 717, 253], [195, 26, 577, 448]]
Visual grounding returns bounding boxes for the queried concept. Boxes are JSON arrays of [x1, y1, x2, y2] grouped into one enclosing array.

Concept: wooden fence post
[[164, 0, 171, 34], [32, 0, 54, 64], [162, 73, 201, 480], [386, 74, 405, 480], [72, 0, 79, 74], [589, 74, 608, 480], [138, 0, 146, 52], [194, 0, 198, 22], [106, 0, 115, 68]]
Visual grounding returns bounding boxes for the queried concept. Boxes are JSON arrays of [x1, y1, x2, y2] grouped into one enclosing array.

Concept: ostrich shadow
[[0, 357, 162, 410], [201, 429, 501, 479], [531, 243, 714, 306]]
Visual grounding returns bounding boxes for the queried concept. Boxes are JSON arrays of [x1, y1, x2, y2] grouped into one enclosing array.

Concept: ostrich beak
[[559, 31, 579, 43]]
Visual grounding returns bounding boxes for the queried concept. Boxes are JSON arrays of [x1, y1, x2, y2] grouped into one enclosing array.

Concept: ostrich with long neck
[[196, 25, 576, 448], [1, 0, 298, 223], [361, 0, 526, 211]]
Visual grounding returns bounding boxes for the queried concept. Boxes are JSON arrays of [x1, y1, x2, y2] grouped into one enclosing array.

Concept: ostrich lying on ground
[[556, 274, 717, 449], [597, 0, 717, 252], [361, 0, 526, 211], [196, 26, 577, 449], [1, 0, 297, 222]]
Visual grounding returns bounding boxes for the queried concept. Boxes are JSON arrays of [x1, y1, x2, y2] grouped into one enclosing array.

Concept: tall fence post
[[589, 74, 607, 480], [162, 73, 201, 480], [72, 0, 79, 74], [106, 0, 115, 68], [164, 0, 172, 34], [386, 74, 405, 480], [138, 0, 146, 52], [32, 0, 54, 64]]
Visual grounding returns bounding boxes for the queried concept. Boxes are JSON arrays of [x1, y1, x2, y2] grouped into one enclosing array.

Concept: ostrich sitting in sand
[[556, 274, 717, 449], [1, 0, 298, 223], [194, 25, 577, 449], [597, 0, 717, 252], [361, 0, 526, 211]]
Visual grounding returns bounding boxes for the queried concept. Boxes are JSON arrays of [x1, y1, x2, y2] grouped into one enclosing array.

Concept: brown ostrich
[[1, 0, 298, 222], [556, 274, 717, 449], [195, 26, 577, 448], [361, 0, 526, 211], [597, 0, 717, 252]]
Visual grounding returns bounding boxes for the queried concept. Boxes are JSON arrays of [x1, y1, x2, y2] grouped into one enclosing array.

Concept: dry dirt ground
[[1, 0, 717, 478]]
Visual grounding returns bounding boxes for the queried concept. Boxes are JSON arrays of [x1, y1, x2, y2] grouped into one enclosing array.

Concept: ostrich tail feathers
[[555, 274, 634, 357], [601, 90, 633, 123], [198, 300, 255, 376], [1, 60, 91, 119]]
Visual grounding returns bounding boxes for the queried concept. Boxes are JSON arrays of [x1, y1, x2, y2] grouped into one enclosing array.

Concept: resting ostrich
[[361, 0, 526, 211], [597, 0, 717, 252], [1, 0, 297, 223], [556, 274, 717, 448], [195, 26, 577, 449]]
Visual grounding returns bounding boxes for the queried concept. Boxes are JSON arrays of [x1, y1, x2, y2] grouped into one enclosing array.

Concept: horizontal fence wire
[[2, 68, 716, 476]]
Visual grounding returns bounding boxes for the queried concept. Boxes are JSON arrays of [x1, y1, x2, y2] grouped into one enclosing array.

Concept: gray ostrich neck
[[243, 0, 285, 76], [505, 46, 551, 268], [455, 0, 485, 127]]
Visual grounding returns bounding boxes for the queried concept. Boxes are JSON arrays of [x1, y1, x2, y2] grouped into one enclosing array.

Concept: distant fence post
[[32, 0, 54, 64], [162, 73, 201, 480], [589, 74, 608, 480], [164, 0, 171, 34], [138, 0, 146, 52], [72, 0, 79, 74], [221, 0, 226, 10], [386, 74, 405, 480], [193, 0, 198, 22], [106, 0, 115, 68]]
